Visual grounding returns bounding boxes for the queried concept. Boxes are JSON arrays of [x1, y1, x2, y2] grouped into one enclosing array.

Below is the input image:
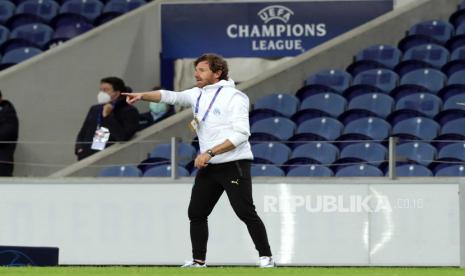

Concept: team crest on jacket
[[213, 108, 221, 116]]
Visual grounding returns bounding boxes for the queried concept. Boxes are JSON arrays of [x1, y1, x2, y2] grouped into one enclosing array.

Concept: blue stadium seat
[[439, 118, 465, 139], [438, 142, 465, 161], [447, 22, 465, 52], [391, 68, 446, 100], [95, 0, 145, 24], [287, 165, 334, 177], [392, 117, 440, 140], [290, 142, 339, 165], [6, 23, 53, 50], [249, 109, 282, 126], [251, 164, 285, 176], [148, 142, 197, 167], [435, 93, 465, 125], [12, 0, 59, 25], [346, 44, 402, 76], [438, 70, 465, 100], [435, 165, 465, 176], [0, 46, 42, 66], [393, 164, 433, 176], [98, 165, 142, 177], [253, 93, 299, 117], [251, 142, 291, 165], [346, 93, 394, 118], [344, 69, 399, 99], [390, 93, 442, 120], [298, 92, 346, 118], [339, 142, 387, 164], [143, 165, 189, 177], [250, 117, 296, 142], [0, 25, 9, 47], [303, 69, 352, 93], [335, 164, 383, 177], [289, 117, 343, 146], [47, 21, 94, 47], [339, 117, 391, 141], [396, 141, 436, 166], [395, 44, 449, 76], [398, 20, 454, 51], [58, 0, 103, 22], [0, 1, 15, 25], [442, 46, 465, 76]]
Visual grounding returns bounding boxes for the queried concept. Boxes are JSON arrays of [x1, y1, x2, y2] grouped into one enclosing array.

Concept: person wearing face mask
[[0, 90, 19, 176], [138, 86, 175, 130], [75, 77, 139, 161]]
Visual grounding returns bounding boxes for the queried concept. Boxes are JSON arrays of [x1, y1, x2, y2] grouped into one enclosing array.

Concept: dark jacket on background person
[[0, 100, 19, 176], [75, 97, 139, 160]]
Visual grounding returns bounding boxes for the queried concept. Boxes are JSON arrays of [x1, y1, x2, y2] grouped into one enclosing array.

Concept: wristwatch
[[206, 149, 215, 157]]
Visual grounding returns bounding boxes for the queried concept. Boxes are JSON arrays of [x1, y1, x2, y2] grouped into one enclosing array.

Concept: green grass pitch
[[1, 267, 465, 276]]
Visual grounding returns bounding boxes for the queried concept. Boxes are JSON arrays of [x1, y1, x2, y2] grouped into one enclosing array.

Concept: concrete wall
[[51, 0, 459, 177], [0, 1, 161, 176]]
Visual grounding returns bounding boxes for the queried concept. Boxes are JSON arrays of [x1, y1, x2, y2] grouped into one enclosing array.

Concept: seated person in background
[[75, 77, 139, 161], [138, 86, 175, 130], [0, 90, 18, 176]]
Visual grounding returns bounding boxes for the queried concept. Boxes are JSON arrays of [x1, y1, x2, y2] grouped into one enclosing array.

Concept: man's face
[[194, 61, 221, 88], [100, 82, 120, 101]]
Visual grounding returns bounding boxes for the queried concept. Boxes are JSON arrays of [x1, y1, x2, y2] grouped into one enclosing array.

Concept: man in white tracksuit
[[123, 53, 274, 268]]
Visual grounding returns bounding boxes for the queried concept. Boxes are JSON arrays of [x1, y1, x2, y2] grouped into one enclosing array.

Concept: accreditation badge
[[91, 127, 110, 151], [188, 117, 200, 133]]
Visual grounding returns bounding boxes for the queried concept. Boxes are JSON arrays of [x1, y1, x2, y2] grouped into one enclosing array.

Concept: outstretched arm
[[122, 91, 162, 105]]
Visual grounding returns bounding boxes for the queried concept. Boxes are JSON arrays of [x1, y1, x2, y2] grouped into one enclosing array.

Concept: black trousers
[[188, 159, 272, 260]]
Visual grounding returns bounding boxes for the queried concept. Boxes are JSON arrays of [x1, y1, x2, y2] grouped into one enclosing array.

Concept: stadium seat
[[253, 93, 299, 117], [447, 22, 465, 52], [286, 165, 334, 177], [250, 117, 296, 142], [343, 69, 399, 99], [298, 92, 346, 118], [390, 68, 447, 100], [98, 165, 142, 177], [290, 142, 339, 165], [58, 0, 103, 23], [345, 93, 394, 118], [339, 117, 391, 141], [47, 21, 94, 47], [442, 46, 465, 76], [339, 142, 387, 164], [303, 69, 352, 93], [148, 142, 197, 167], [398, 20, 454, 51], [5, 23, 54, 50], [396, 141, 436, 166], [435, 165, 465, 176], [450, 2, 465, 28], [392, 117, 440, 140], [438, 70, 465, 100], [249, 109, 282, 126], [0, 1, 15, 25], [143, 165, 189, 177], [10, 0, 59, 28], [395, 44, 449, 76], [346, 44, 402, 76], [394, 164, 433, 176], [390, 93, 442, 122], [335, 164, 383, 177], [289, 117, 343, 147], [0, 46, 42, 67], [251, 142, 291, 165], [438, 142, 465, 161], [0, 25, 10, 47], [251, 164, 285, 177], [95, 0, 145, 25]]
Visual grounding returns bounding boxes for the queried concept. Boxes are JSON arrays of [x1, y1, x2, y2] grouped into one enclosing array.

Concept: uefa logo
[[257, 5, 294, 24]]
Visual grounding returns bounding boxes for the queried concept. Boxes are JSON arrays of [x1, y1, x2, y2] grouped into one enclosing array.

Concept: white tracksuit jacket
[[159, 79, 254, 164]]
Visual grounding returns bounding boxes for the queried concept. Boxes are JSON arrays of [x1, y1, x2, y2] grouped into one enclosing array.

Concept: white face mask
[[97, 91, 111, 104]]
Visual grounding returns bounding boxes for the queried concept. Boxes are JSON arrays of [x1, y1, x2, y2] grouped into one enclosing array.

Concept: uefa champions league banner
[[161, 0, 393, 58]]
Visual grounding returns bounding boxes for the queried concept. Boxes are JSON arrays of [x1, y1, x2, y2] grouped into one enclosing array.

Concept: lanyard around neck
[[194, 86, 223, 122]]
